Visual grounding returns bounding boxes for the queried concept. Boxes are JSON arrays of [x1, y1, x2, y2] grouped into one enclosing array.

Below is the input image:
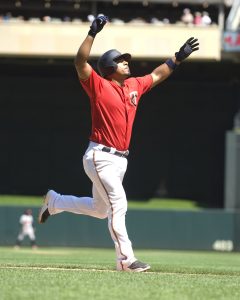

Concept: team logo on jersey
[[129, 91, 138, 106]]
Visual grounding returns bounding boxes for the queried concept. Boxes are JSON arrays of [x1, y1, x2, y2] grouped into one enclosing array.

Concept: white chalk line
[[0, 266, 238, 276]]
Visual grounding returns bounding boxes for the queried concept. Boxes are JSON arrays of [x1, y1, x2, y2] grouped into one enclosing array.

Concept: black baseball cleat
[[38, 191, 51, 224], [125, 260, 151, 272]]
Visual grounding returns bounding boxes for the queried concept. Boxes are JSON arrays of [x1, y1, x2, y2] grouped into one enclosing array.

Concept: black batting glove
[[88, 15, 108, 38], [175, 37, 199, 62]]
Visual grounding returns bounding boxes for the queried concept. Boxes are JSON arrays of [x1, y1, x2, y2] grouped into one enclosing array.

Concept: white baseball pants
[[17, 228, 35, 241], [47, 142, 136, 270]]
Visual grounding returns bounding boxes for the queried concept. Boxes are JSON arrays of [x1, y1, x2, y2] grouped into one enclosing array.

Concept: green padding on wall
[[0, 207, 239, 251], [127, 210, 234, 250]]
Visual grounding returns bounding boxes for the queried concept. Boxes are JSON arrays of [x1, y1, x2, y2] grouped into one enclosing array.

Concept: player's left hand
[[88, 15, 108, 38], [175, 37, 199, 62]]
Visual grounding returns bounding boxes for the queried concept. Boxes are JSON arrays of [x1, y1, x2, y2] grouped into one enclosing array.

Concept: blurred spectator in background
[[87, 14, 95, 23], [202, 11, 212, 26], [14, 209, 37, 249], [111, 17, 125, 24], [181, 8, 194, 25], [150, 17, 163, 25], [194, 11, 202, 26], [128, 17, 147, 24]]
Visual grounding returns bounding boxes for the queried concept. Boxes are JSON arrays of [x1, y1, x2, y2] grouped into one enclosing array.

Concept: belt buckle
[[117, 150, 129, 158]]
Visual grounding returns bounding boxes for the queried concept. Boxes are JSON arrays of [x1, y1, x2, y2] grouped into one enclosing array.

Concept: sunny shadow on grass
[[0, 195, 43, 207], [128, 198, 200, 210], [0, 195, 199, 210]]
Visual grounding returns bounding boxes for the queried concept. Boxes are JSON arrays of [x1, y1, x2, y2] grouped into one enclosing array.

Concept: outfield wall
[[1, 207, 239, 251]]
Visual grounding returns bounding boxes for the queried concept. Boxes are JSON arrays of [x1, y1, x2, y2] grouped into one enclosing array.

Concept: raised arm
[[151, 37, 199, 88], [74, 15, 108, 80]]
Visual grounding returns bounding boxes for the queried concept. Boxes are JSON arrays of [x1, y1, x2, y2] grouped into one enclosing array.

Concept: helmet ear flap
[[101, 66, 117, 78]]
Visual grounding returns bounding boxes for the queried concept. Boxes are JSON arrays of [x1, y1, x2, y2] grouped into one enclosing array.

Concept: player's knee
[[96, 211, 108, 219]]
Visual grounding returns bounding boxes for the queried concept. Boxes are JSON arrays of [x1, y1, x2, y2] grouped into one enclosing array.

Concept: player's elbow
[[74, 60, 92, 80], [150, 72, 163, 88], [74, 56, 82, 69]]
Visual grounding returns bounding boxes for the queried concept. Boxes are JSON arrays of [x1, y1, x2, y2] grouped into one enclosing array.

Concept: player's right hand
[[88, 15, 108, 38]]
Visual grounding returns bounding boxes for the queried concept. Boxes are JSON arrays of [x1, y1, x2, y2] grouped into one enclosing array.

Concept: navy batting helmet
[[97, 49, 131, 78]]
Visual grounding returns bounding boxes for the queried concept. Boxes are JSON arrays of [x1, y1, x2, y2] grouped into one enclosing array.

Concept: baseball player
[[15, 209, 37, 249], [38, 15, 199, 272]]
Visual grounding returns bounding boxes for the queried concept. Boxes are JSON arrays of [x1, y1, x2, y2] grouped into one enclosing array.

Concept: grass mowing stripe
[[1, 268, 240, 300], [1, 247, 240, 300]]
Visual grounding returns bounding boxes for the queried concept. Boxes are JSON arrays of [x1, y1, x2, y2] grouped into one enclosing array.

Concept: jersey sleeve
[[79, 69, 103, 100], [134, 74, 153, 96]]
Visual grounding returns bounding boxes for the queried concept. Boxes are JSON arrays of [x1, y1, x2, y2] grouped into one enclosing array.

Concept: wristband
[[165, 58, 178, 70]]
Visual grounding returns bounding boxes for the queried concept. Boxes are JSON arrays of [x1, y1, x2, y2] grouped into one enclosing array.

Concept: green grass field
[[0, 247, 240, 300]]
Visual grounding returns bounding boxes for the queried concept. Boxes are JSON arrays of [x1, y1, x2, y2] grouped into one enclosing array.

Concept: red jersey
[[80, 69, 153, 151]]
